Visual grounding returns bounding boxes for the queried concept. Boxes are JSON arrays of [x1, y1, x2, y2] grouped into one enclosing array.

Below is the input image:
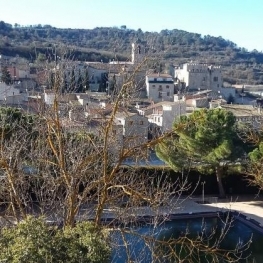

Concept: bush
[[0, 216, 111, 263]]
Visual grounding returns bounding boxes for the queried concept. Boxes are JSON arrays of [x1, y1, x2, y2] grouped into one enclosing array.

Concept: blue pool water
[[111, 214, 263, 263]]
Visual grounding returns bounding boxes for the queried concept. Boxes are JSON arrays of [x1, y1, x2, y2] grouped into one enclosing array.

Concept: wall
[[162, 102, 186, 131]]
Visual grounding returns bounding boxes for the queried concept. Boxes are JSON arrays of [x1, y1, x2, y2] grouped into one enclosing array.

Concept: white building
[[146, 73, 174, 103], [139, 100, 186, 135]]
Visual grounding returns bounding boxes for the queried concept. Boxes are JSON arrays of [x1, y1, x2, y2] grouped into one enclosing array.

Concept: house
[[114, 111, 148, 148], [84, 63, 108, 92], [146, 73, 174, 103], [139, 100, 186, 136], [183, 90, 212, 108]]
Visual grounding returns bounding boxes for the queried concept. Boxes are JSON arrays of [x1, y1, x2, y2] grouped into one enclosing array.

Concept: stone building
[[114, 111, 148, 149], [174, 63, 223, 92]]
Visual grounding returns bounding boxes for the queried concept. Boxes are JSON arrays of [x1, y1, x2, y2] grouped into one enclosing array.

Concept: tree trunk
[[216, 165, 226, 198]]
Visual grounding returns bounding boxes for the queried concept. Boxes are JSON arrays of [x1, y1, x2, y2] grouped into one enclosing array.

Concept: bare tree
[[0, 49, 254, 262]]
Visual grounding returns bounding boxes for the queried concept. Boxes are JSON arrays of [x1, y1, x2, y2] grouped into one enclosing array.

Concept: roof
[[221, 104, 263, 117], [115, 109, 147, 119], [142, 101, 183, 111], [146, 73, 172, 78]]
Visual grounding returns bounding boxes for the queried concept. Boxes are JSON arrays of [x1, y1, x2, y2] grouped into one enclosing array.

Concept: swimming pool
[[110, 212, 263, 263]]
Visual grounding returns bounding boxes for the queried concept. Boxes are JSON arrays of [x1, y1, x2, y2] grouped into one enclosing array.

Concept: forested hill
[[1, 21, 263, 84]]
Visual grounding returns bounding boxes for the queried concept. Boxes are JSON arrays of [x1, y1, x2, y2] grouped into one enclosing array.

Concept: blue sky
[[1, 0, 262, 51]]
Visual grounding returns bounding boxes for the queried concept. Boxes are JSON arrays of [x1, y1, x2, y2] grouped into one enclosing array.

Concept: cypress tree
[[1, 66, 12, 85]]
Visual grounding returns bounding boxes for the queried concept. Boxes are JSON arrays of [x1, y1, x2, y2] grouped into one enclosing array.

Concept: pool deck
[[174, 195, 263, 225], [205, 195, 263, 225]]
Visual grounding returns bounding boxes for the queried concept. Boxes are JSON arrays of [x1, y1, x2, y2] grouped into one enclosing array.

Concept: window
[[139, 121, 144, 125], [166, 85, 169, 89], [158, 85, 162, 91], [158, 92, 163, 98], [213, 77, 218, 82], [152, 85, 155, 88], [167, 92, 170, 96], [158, 117, 160, 122], [203, 77, 206, 81], [129, 121, 134, 125]]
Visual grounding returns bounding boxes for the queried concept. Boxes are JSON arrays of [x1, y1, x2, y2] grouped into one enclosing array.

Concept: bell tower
[[132, 40, 145, 64]]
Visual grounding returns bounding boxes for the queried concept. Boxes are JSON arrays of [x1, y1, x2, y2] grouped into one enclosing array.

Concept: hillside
[[1, 21, 263, 85]]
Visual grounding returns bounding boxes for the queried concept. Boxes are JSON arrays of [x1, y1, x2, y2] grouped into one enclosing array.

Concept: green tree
[[156, 108, 241, 198], [76, 69, 84, 93], [36, 52, 46, 62], [0, 107, 35, 139], [0, 216, 111, 263], [83, 68, 90, 92], [1, 66, 12, 85], [248, 142, 263, 189]]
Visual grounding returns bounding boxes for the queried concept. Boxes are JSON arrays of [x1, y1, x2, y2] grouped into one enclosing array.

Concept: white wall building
[[146, 74, 174, 103], [144, 100, 186, 134]]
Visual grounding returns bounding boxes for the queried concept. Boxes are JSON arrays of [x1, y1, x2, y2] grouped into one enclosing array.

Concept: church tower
[[132, 40, 145, 64]]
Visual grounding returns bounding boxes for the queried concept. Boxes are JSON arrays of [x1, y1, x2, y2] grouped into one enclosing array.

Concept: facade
[[115, 112, 148, 148], [174, 63, 223, 92], [146, 74, 174, 103], [84, 64, 108, 92], [142, 100, 186, 134]]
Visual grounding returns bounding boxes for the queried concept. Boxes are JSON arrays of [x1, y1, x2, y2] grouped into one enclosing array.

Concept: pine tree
[[156, 108, 243, 198]]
